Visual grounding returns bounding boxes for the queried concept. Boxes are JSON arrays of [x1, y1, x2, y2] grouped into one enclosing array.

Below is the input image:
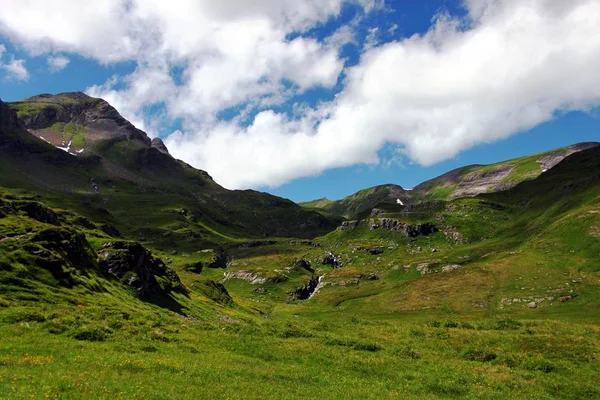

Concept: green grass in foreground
[[1, 299, 599, 399]]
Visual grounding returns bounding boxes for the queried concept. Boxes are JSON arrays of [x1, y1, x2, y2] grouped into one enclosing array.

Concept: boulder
[[441, 264, 462, 273], [208, 248, 229, 268], [322, 251, 341, 268], [293, 259, 315, 273], [292, 276, 321, 300], [100, 242, 186, 297], [18, 202, 60, 225]]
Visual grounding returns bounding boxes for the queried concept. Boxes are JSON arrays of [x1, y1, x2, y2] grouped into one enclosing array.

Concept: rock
[[340, 220, 359, 230], [416, 263, 432, 275], [353, 245, 384, 255], [371, 208, 385, 215], [185, 262, 204, 273], [360, 273, 380, 281], [292, 276, 321, 300], [208, 248, 229, 268], [527, 302, 538, 309], [369, 218, 438, 237], [559, 295, 576, 302], [443, 229, 464, 242], [218, 313, 239, 324], [196, 280, 232, 305], [99, 241, 186, 298], [99, 224, 120, 237], [151, 137, 170, 154], [322, 251, 341, 268], [223, 270, 287, 285], [18, 202, 60, 225], [441, 264, 462, 273], [237, 240, 277, 248], [252, 287, 268, 294], [73, 216, 95, 229], [293, 259, 314, 273]]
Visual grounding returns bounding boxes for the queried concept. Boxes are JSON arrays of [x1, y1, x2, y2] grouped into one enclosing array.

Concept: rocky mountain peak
[[8, 92, 151, 155], [151, 137, 170, 154]]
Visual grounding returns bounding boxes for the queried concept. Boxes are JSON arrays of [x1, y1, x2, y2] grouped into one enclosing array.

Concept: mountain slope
[[413, 142, 599, 201], [300, 184, 408, 219], [302, 142, 599, 219], [1, 94, 339, 243]]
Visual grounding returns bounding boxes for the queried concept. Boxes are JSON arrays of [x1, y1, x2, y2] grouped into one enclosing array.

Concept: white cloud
[[168, 0, 600, 188], [47, 55, 70, 72], [1, 56, 29, 81], [1, 0, 599, 189], [0, 43, 29, 81]]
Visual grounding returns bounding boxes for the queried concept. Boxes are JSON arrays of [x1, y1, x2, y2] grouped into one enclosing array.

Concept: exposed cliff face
[[0, 99, 21, 133], [536, 142, 599, 171], [412, 142, 600, 202]]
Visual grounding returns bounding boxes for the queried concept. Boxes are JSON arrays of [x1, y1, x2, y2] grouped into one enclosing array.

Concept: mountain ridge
[[302, 141, 599, 219]]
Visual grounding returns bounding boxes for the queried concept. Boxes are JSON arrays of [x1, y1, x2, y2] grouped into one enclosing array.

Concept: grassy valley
[[0, 94, 599, 399]]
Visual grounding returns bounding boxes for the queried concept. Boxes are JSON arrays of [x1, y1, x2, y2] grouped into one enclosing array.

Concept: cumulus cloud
[[171, 0, 600, 188], [1, 0, 599, 188], [2, 57, 28, 80], [47, 55, 70, 72], [0, 44, 29, 81], [0, 43, 29, 81]]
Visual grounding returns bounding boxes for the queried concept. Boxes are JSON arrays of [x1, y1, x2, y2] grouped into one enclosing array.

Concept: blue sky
[[1, 0, 599, 202]]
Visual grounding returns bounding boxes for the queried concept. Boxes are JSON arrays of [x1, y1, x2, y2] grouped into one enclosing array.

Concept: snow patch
[[56, 140, 72, 153], [396, 199, 404, 206]]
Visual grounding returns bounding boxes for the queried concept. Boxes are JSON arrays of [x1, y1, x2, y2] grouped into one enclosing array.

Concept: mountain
[[412, 142, 599, 201], [302, 142, 599, 219], [2, 93, 339, 244], [2, 94, 600, 398], [301, 184, 409, 219]]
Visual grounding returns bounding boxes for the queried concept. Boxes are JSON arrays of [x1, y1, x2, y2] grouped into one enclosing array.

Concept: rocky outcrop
[[151, 137, 170, 154], [99, 242, 186, 298], [292, 276, 322, 300], [223, 270, 288, 284], [17, 202, 60, 225], [353, 245, 384, 255], [291, 259, 314, 273], [196, 280, 232, 305], [207, 248, 229, 268], [537, 143, 599, 171], [32, 228, 98, 273], [322, 251, 341, 268], [369, 218, 438, 237], [340, 220, 359, 230]]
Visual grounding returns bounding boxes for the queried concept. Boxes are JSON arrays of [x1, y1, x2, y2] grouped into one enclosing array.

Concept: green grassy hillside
[[300, 184, 408, 219], [1, 95, 600, 399], [1, 96, 338, 244]]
